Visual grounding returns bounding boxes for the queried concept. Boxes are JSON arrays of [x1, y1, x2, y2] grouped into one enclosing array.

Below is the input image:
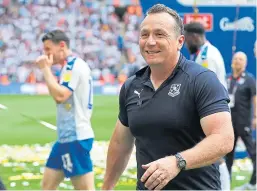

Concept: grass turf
[[0, 95, 252, 190]]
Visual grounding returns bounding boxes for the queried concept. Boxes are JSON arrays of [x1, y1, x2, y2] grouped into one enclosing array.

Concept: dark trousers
[[0, 178, 6, 190], [226, 126, 256, 185]]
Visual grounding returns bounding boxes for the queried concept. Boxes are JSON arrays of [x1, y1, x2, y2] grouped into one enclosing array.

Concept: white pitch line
[[0, 103, 56, 131], [0, 103, 7, 110], [39, 120, 57, 131]]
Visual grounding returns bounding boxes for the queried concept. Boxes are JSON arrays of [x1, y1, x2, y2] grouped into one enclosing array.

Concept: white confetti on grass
[[0, 141, 137, 188], [0, 142, 252, 189], [0, 142, 137, 170]]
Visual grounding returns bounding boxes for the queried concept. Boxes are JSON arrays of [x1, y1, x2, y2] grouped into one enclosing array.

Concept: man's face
[[232, 52, 247, 72], [184, 32, 199, 54], [139, 12, 184, 66], [43, 40, 64, 64]]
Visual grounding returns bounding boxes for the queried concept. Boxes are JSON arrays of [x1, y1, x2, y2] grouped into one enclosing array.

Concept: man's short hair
[[184, 22, 205, 35], [42, 30, 70, 48], [146, 4, 184, 36]]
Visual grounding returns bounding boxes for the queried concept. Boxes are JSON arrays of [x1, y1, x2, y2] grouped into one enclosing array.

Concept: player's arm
[[178, 71, 234, 169], [41, 67, 72, 103], [102, 120, 135, 190], [36, 55, 72, 103], [102, 83, 135, 190]]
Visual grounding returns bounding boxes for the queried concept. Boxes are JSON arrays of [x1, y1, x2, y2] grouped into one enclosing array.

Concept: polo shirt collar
[[135, 53, 186, 84]]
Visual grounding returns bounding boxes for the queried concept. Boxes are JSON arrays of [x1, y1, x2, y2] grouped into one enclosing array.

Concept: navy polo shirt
[[227, 72, 256, 129], [118, 54, 230, 190]]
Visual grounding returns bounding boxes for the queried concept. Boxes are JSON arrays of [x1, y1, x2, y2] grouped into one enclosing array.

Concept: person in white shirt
[[36, 30, 95, 190], [184, 22, 227, 88], [184, 22, 230, 191]]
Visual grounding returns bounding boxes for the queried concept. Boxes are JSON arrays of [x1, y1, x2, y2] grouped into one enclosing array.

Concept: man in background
[[184, 22, 227, 88], [184, 22, 230, 190], [226, 51, 256, 190]]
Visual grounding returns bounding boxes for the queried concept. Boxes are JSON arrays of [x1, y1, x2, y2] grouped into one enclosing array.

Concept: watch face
[[179, 160, 186, 168]]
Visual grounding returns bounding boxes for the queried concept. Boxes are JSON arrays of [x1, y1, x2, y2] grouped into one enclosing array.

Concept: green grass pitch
[[0, 95, 251, 190]]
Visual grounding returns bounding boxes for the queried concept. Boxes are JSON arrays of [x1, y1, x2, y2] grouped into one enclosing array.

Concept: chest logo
[[134, 89, 143, 106], [168, 84, 181, 97], [134, 89, 143, 98]]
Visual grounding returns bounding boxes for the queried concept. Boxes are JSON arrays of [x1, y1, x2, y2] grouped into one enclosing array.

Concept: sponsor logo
[[220, 17, 255, 32], [183, 13, 213, 31]]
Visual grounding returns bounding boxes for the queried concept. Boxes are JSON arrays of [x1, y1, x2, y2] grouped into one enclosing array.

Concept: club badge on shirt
[[62, 71, 72, 83]]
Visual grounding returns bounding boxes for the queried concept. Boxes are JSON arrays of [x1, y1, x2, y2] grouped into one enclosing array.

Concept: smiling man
[[36, 30, 95, 190], [102, 4, 234, 190]]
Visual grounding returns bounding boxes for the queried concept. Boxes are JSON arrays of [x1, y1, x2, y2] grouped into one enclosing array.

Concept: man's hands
[[141, 156, 180, 190], [36, 54, 53, 69]]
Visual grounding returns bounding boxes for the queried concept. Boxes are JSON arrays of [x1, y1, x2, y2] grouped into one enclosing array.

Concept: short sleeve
[[61, 64, 80, 91], [194, 71, 230, 119], [118, 83, 129, 127], [248, 75, 256, 97]]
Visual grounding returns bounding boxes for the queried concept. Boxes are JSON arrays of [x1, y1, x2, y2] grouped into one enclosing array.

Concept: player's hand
[[252, 117, 256, 129], [141, 156, 180, 190], [36, 54, 53, 69]]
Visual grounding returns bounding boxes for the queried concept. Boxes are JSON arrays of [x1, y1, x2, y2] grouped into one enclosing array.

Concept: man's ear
[[177, 35, 185, 51]]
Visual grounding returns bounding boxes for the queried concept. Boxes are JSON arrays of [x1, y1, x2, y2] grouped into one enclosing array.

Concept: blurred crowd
[[0, 0, 146, 85]]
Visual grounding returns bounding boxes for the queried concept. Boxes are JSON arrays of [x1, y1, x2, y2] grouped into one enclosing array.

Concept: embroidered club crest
[[168, 84, 181, 97]]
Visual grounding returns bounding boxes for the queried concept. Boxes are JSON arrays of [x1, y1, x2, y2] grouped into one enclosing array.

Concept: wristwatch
[[175, 153, 187, 170]]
